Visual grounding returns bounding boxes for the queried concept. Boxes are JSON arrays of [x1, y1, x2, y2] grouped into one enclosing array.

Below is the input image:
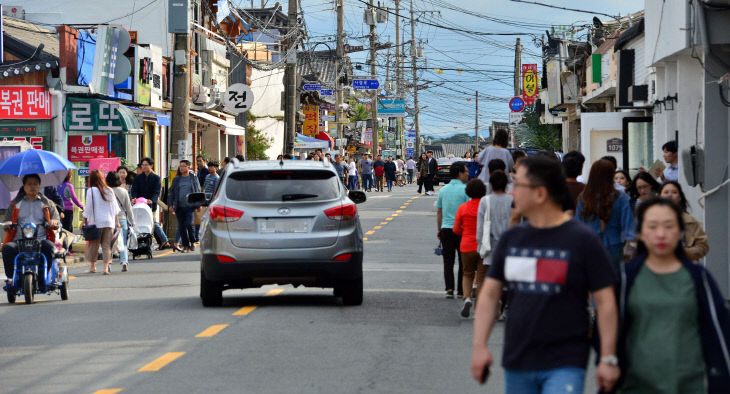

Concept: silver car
[[193, 159, 366, 307]]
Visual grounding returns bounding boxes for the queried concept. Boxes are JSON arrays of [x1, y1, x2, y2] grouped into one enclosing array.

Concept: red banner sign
[[67, 135, 108, 161], [522, 64, 539, 107], [0, 86, 52, 119]]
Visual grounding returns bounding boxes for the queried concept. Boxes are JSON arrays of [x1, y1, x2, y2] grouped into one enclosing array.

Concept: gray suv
[[194, 159, 366, 307]]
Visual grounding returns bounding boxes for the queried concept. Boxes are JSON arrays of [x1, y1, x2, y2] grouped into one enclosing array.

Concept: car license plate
[[260, 219, 309, 233]]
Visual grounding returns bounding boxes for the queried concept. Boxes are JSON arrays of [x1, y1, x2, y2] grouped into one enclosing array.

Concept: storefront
[[0, 85, 53, 150]]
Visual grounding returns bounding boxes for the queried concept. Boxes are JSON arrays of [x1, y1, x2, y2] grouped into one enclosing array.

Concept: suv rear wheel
[[200, 271, 223, 307], [338, 275, 363, 306]]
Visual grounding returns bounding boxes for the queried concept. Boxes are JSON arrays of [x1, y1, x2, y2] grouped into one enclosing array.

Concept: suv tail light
[[333, 253, 352, 261], [324, 204, 357, 221], [209, 205, 244, 222], [437, 166, 443, 170], [216, 254, 236, 263]]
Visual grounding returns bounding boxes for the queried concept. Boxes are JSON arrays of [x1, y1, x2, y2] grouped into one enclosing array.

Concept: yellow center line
[[68, 275, 76, 280], [385, 217, 393, 221], [233, 306, 257, 316], [154, 250, 175, 258], [195, 324, 229, 338], [365, 230, 375, 235], [396, 210, 403, 213], [400, 206, 407, 208], [373, 226, 382, 229], [138, 352, 185, 372], [363, 237, 368, 241], [391, 214, 398, 217], [265, 288, 284, 296], [380, 222, 388, 225], [93, 389, 123, 394]]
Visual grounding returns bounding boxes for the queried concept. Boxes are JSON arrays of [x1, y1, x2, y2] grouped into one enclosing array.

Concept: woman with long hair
[[106, 171, 135, 271], [117, 166, 133, 191], [629, 171, 660, 212], [83, 170, 120, 274], [416, 152, 428, 194], [659, 181, 709, 261], [56, 172, 84, 252], [615, 198, 730, 393], [576, 159, 635, 270], [614, 169, 632, 190]]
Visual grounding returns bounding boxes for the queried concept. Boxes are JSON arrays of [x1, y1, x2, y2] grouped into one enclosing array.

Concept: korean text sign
[[65, 98, 127, 132], [302, 105, 319, 136], [0, 86, 52, 119], [522, 64, 539, 106], [68, 135, 108, 161]]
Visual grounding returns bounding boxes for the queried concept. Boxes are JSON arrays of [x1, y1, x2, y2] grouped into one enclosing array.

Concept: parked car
[[194, 159, 367, 307], [434, 157, 459, 185]]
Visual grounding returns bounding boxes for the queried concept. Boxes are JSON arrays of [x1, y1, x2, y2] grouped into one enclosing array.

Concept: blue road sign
[[353, 79, 380, 90], [320, 89, 334, 96], [509, 97, 525, 112], [303, 84, 321, 91], [78, 168, 89, 176]]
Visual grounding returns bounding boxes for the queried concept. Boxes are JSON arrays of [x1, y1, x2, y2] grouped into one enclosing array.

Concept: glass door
[[622, 117, 653, 178]]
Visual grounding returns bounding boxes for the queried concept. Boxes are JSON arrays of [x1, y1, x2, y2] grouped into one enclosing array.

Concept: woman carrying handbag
[[83, 170, 121, 275]]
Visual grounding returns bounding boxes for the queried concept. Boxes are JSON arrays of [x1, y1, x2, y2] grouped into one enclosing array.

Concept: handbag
[[434, 241, 443, 256], [82, 188, 100, 241], [478, 195, 492, 259]]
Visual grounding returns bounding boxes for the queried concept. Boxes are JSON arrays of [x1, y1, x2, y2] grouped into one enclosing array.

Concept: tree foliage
[[513, 106, 561, 151], [245, 112, 273, 160]]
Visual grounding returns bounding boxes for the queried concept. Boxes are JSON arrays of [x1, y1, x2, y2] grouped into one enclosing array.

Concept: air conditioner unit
[[192, 85, 211, 104], [364, 8, 376, 26], [2, 6, 25, 19]]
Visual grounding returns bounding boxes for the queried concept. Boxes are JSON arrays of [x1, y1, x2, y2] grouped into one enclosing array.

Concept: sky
[[227, 0, 643, 138]]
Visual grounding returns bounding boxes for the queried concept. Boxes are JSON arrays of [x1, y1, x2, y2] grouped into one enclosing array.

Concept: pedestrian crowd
[[423, 129, 727, 393]]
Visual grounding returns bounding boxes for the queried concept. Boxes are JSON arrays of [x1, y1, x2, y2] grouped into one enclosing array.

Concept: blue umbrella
[[0, 149, 77, 191]]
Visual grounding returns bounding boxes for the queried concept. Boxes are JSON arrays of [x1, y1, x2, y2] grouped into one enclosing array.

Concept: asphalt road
[[0, 182, 598, 393]]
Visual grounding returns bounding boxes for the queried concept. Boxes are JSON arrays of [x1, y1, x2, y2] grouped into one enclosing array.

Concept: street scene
[[2, 0, 730, 393]]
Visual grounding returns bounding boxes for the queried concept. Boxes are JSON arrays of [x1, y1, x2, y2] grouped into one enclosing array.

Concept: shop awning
[[65, 97, 144, 134], [189, 110, 245, 136], [295, 133, 329, 149], [315, 131, 334, 147]]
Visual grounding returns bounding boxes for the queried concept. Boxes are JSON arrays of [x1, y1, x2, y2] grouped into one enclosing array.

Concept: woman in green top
[[615, 198, 730, 394]]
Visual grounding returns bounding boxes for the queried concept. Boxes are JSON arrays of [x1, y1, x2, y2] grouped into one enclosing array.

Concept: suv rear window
[[226, 170, 341, 202]]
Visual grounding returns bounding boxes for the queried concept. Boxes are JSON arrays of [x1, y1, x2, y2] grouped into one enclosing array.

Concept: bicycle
[[396, 172, 407, 187]]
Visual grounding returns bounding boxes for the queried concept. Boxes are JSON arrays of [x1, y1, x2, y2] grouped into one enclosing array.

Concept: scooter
[[3, 222, 69, 304]]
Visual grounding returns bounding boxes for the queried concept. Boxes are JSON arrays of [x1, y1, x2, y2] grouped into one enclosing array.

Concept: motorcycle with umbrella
[[0, 149, 76, 304]]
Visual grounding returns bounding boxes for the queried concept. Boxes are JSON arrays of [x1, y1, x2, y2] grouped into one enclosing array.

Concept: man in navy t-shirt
[[471, 156, 620, 393]]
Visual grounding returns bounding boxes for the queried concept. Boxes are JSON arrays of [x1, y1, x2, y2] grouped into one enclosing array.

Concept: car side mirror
[[187, 192, 207, 206], [348, 190, 367, 204]]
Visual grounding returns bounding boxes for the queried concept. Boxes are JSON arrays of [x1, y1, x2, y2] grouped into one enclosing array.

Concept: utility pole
[[394, 0, 403, 153], [514, 37, 521, 97], [410, 0, 420, 154], [335, 0, 344, 152], [369, 0, 378, 154], [475, 91, 479, 154], [170, 20, 190, 164], [283, 0, 298, 155]]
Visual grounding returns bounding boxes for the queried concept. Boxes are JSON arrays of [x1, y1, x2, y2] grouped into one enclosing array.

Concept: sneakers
[[122, 263, 128, 272], [425, 191, 435, 196], [445, 290, 454, 299], [461, 298, 473, 318]]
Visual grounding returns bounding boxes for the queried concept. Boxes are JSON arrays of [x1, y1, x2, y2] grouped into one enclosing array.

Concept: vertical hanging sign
[[522, 64, 538, 107]]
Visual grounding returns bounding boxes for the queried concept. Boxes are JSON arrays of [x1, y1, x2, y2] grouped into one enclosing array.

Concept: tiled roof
[[1, 16, 60, 79], [297, 50, 339, 85], [2, 16, 59, 57]]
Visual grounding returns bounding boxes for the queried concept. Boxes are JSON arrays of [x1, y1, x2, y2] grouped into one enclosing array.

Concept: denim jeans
[[407, 169, 414, 183], [119, 219, 130, 264], [176, 206, 196, 248], [386, 178, 394, 191], [348, 175, 358, 190], [504, 367, 586, 394], [362, 174, 372, 190]]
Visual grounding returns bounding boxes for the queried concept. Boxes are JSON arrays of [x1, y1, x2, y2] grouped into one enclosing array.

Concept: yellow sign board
[[302, 105, 319, 136]]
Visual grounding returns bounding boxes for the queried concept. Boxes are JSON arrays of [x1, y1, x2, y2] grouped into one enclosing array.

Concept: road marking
[[400, 206, 406, 209], [385, 217, 393, 221], [365, 230, 375, 235], [265, 288, 284, 296], [391, 214, 398, 217], [373, 226, 382, 229], [93, 389, 123, 394], [138, 352, 185, 372], [195, 324, 229, 338], [396, 210, 403, 213], [380, 221, 388, 225], [154, 250, 175, 258], [68, 275, 76, 280], [363, 237, 368, 241], [233, 306, 257, 316]]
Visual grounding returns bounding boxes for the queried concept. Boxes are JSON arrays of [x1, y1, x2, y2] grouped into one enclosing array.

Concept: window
[[226, 170, 341, 202], [622, 117, 653, 177]]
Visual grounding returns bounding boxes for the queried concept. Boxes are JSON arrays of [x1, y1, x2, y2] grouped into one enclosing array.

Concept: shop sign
[[302, 105, 319, 136], [68, 135, 108, 161], [65, 98, 132, 132], [0, 86, 52, 119], [0, 136, 43, 150], [522, 64, 538, 106]]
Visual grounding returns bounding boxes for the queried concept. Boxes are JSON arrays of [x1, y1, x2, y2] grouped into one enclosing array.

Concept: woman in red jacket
[[453, 178, 487, 318]]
